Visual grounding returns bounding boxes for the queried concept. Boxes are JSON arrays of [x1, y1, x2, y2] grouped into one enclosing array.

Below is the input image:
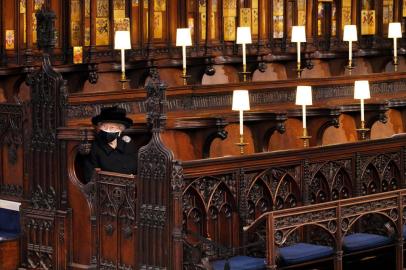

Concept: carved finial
[[145, 70, 167, 132], [35, 7, 57, 52]]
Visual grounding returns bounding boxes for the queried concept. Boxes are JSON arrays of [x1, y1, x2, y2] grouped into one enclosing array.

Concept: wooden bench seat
[[241, 190, 405, 270]]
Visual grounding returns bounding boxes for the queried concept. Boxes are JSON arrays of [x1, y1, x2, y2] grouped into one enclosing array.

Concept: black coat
[[83, 136, 137, 182]]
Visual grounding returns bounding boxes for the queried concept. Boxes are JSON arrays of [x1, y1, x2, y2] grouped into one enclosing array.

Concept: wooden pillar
[[89, 0, 96, 61], [147, 0, 153, 57], [24, 0, 34, 66], [395, 192, 403, 270]]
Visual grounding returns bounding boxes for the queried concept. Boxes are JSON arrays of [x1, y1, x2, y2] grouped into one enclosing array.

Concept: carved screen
[[70, 0, 82, 46], [361, 0, 375, 35], [383, 0, 394, 35], [342, 0, 351, 30], [273, 0, 284, 38], [223, 0, 237, 41], [96, 0, 110, 45]]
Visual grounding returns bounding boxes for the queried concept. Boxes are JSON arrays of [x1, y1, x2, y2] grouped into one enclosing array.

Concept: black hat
[[91, 106, 133, 128]]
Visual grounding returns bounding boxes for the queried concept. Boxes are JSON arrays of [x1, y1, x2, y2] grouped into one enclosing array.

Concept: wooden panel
[[269, 119, 304, 151], [210, 124, 255, 157], [0, 239, 20, 270], [322, 114, 357, 145], [371, 109, 404, 139]]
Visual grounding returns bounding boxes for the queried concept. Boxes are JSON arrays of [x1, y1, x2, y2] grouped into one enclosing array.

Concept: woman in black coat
[[83, 106, 137, 182]]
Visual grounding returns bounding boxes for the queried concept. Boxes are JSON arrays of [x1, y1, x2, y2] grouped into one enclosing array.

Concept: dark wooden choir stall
[[2, 0, 406, 270]]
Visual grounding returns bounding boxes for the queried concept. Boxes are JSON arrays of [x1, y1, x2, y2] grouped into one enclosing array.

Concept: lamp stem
[[239, 110, 244, 135], [182, 45, 186, 70], [302, 105, 306, 128], [182, 68, 187, 85], [121, 48, 125, 73], [360, 98, 364, 122], [242, 43, 246, 66], [394, 38, 398, 70], [349, 41, 352, 62], [297, 42, 301, 65], [119, 48, 128, 90]]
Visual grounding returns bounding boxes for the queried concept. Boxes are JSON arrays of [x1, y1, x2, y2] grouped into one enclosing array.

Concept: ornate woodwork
[[3, 3, 406, 270], [243, 189, 406, 270], [136, 73, 183, 270], [18, 8, 70, 270], [94, 171, 136, 269]]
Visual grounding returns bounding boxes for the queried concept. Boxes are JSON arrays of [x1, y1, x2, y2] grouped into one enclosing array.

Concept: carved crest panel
[[97, 173, 137, 268]]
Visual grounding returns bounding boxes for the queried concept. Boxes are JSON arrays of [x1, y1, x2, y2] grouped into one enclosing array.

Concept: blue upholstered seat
[[0, 208, 20, 240], [212, 255, 266, 270], [343, 233, 392, 252], [279, 242, 334, 265]]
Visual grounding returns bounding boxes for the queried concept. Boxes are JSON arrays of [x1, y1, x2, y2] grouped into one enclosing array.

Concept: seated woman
[[84, 106, 137, 182]]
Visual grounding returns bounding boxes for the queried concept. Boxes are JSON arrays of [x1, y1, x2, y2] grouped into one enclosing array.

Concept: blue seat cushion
[[0, 208, 20, 234], [212, 255, 266, 270], [0, 231, 19, 241], [343, 233, 392, 252], [278, 242, 334, 265]]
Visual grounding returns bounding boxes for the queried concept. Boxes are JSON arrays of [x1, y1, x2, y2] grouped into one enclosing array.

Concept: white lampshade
[[354, 80, 370, 99], [114, 31, 131, 50], [388, 22, 402, 38], [236, 27, 252, 44], [343, 25, 357, 41], [176, 28, 192, 46], [295, 86, 312, 106], [291, 26, 306, 42], [232, 90, 250, 111]]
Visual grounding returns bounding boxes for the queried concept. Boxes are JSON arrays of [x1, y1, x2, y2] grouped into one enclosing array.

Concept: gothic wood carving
[[137, 72, 183, 270]]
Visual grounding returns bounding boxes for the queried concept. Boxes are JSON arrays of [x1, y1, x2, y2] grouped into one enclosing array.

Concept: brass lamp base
[[235, 134, 248, 155], [297, 62, 304, 78], [356, 121, 370, 141], [393, 56, 398, 72], [238, 71, 251, 82], [239, 64, 251, 82], [119, 72, 130, 90], [299, 128, 311, 148], [181, 68, 191, 85], [346, 60, 354, 75]]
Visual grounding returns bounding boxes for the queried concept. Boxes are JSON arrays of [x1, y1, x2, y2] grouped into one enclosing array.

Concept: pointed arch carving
[[308, 160, 353, 203], [207, 182, 239, 249], [359, 153, 401, 195]]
